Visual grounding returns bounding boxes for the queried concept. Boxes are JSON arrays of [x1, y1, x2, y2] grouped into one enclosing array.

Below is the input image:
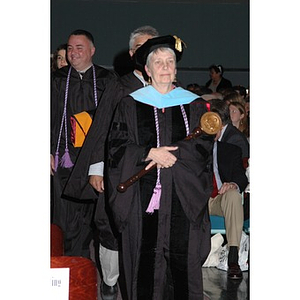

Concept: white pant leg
[[99, 244, 119, 286]]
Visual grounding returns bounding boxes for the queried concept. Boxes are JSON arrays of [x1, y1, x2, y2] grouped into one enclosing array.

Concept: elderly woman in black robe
[[107, 35, 214, 300]]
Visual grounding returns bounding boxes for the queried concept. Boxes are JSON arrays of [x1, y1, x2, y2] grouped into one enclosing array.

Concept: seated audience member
[[223, 90, 244, 105], [201, 92, 223, 101], [229, 101, 249, 140], [186, 83, 212, 96], [186, 83, 201, 95], [210, 99, 249, 159], [233, 85, 247, 100], [244, 93, 250, 116], [209, 125, 249, 279], [245, 95, 250, 140], [186, 83, 221, 101], [205, 64, 232, 93]]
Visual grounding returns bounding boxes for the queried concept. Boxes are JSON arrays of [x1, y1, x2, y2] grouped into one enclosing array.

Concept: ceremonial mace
[[117, 111, 222, 193]]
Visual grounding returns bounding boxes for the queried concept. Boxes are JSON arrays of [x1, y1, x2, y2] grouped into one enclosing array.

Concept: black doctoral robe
[[62, 72, 144, 251], [63, 72, 144, 199], [107, 92, 214, 300], [51, 64, 118, 257]]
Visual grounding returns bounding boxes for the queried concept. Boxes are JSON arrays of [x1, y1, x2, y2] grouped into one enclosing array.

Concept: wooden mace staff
[[117, 111, 222, 193]]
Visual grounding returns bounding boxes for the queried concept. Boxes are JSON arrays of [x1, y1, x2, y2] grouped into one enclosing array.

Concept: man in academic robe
[[51, 29, 118, 258], [63, 26, 159, 300]]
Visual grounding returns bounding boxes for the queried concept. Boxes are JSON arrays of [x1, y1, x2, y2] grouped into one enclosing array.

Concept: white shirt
[[213, 142, 222, 190], [219, 124, 228, 141], [133, 70, 148, 86], [213, 124, 239, 192], [77, 64, 93, 79]]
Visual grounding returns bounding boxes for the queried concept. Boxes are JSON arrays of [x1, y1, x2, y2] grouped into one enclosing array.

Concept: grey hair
[[146, 47, 176, 68], [129, 25, 159, 49]]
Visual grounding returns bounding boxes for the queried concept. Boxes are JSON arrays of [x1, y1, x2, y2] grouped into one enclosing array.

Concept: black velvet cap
[[133, 35, 186, 71]]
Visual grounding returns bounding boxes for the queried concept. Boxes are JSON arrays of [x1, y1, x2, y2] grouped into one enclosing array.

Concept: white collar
[[133, 70, 147, 86], [76, 64, 93, 74], [218, 124, 228, 141]]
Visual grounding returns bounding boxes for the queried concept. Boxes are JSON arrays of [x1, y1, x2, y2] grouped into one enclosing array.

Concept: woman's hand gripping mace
[[117, 111, 222, 193]]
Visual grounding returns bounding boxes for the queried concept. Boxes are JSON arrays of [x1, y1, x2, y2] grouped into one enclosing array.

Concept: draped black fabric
[[62, 72, 144, 250], [63, 72, 143, 200], [51, 65, 118, 161], [107, 94, 213, 300], [51, 65, 118, 256]]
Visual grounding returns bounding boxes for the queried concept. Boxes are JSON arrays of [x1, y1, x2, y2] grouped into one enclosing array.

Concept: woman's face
[[229, 104, 244, 126], [145, 49, 177, 88], [210, 69, 221, 83], [56, 49, 68, 69]]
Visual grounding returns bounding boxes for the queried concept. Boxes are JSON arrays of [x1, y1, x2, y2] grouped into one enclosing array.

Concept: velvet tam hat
[[133, 35, 187, 71]]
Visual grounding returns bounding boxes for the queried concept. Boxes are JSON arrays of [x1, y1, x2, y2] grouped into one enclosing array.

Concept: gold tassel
[[173, 35, 187, 52]]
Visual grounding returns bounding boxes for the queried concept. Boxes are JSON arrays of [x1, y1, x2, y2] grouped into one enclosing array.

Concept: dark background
[[51, 0, 249, 87]]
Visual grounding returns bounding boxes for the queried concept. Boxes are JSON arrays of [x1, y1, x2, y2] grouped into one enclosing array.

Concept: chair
[[210, 215, 250, 234], [51, 256, 98, 300], [210, 215, 226, 234], [51, 223, 64, 256]]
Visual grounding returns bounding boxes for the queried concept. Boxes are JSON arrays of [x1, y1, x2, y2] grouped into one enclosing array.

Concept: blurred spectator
[[210, 99, 249, 159], [223, 91, 244, 105], [229, 101, 249, 139], [186, 83, 201, 95], [245, 93, 250, 116], [51, 43, 68, 72], [205, 64, 232, 93], [233, 85, 247, 100], [186, 83, 212, 96], [186, 83, 224, 101]]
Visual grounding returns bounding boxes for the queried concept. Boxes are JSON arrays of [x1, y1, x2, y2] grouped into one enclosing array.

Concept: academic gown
[[51, 65, 118, 257], [107, 87, 214, 300], [62, 72, 144, 251]]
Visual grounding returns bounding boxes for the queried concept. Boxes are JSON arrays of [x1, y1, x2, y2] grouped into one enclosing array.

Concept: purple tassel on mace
[[146, 183, 161, 213], [60, 149, 74, 169]]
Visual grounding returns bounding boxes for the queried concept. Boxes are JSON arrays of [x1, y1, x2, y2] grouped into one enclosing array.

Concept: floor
[[90, 242, 249, 300], [202, 267, 249, 300]]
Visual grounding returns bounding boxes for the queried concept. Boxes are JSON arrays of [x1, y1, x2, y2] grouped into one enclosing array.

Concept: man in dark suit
[[209, 109, 249, 280], [211, 99, 249, 159]]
